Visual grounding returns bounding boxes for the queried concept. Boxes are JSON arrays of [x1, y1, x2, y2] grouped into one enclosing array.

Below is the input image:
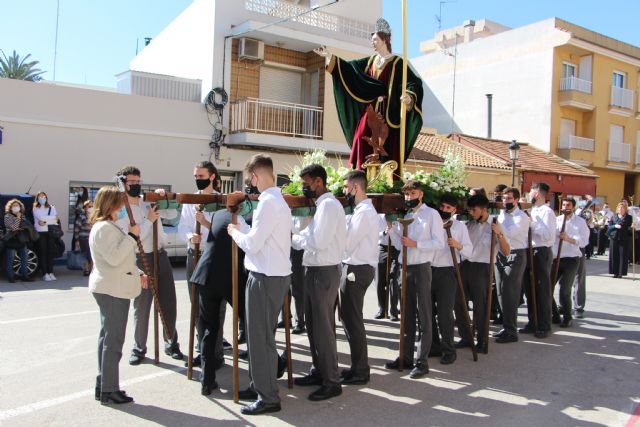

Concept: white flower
[[347, 272, 356, 282], [430, 181, 439, 189], [444, 186, 451, 192]]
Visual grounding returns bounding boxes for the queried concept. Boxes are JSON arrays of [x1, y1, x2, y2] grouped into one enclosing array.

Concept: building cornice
[[567, 38, 640, 67]]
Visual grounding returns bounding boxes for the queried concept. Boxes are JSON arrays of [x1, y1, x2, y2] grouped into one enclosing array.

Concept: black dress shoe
[[492, 316, 503, 325], [575, 310, 584, 319], [534, 330, 549, 339], [493, 329, 506, 338], [238, 332, 246, 344], [165, 348, 184, 360], [294, 373, 323, 386], [454, 340, 472, 349], [95, 388, 128, 401], [308, 385, 342, 401], [201, 382, 218, 396], [238, 387, 258, 400], [440, 353, 457, 365], [374, 311, 384, 319], [409, 361, 429, 378], [384, 357, 413, 370], [222, 338, 232, 349], [239, 350, 249, 360], [495, 334, 518, 344], [560, 318, 573, 328], [100, 390, 134, 405], [184, 354, 202, 367], [277, 354, 286, 379], [389, 314, 399, 322], [428, 348, 443, 358], [519, 325, 535, 334], [552, 314, 562, 324], [292, 324, 306, 334], [340, 370, 369, 385], [241, 400, 281, 415], [276, 320, 286, 328], [129, 351, 145, 365]]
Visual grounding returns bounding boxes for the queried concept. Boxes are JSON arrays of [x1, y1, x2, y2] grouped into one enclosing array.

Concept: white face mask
[[87, 208, 94, 215], [11, 206, 20, 214]]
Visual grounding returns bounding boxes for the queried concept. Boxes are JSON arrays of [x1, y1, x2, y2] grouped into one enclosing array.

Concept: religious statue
[[315, 18, 424, 172]]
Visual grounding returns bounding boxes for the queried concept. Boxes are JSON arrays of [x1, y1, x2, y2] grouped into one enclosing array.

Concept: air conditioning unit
[[239, 38, 264, 61]]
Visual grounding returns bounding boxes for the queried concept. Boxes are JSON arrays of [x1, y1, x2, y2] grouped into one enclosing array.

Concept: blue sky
[[1, 0, 639, 88]]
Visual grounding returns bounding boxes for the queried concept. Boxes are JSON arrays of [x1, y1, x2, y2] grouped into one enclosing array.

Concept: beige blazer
[[88, 221, 141, 300]]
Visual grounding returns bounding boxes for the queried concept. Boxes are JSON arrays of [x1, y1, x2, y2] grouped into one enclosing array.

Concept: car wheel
[[13, 249, 39, 277]]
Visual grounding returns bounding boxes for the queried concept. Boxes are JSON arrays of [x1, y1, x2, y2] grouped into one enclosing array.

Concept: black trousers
[[597, 228, 609, 255], [376, 244, 399, 316], [37, 231, 55, 275], [609, 239, 629, 276], [522, 246, 553, 332]]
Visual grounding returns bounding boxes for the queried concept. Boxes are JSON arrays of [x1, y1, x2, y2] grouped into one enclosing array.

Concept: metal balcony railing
[[230, 97, 324, 139], [558, 134, 595, 151], [611, 86, 634, 109], [608, 141, 630, 163], [244, 0, 375, 40], [559, 76, 592, 94]]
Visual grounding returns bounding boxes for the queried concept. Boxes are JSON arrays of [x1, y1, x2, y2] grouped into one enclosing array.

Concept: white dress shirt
[[431, 219, 473, 267], [33, 205, 57, 232], [377, 214, 389, 245], [530, 204, 556, 248], [177, 191, 216, 249], [292, 192, 346, 267], [115, 198, 167, 253], [231, 187, 293, 277], [553, 214, 590, 258], [498, 207, 529, 251], [464, 215, 505, 263], [343, 198, 380, 267], [389, 204, 445, 265]]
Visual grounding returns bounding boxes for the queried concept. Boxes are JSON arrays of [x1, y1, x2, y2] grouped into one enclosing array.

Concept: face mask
[[531, 197, 537, 204], [11, 206, 20, 214], [439, 209, 452, 220], [127, 184, 142, 198], [117, 206, 128, 220], [196, 178, 211, 191], [87, 208, 94, 216], [302, 186, 316, 199], [504, 202, 515, 211], [38, 197, 47, 205], [245, 184, 259, 195], [495, 195, 502, 202], [404, 198, 419, 209], [345, 191, 356, 207]]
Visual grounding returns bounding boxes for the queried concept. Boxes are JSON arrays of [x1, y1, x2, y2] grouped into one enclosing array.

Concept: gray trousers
[[401, 263, 433, 364], [523, 246, 553, 332], [340, 264, 375, 376], [495, 249, 527, 336], [552, 257, 580, 319], [187, 248, 225, 360], [431, 266, 457, 356], [456, 261, 489, 346], [304, 265, 341, 387], [132, 250, 179, 354], [246, 272, 290, 404], [573, 248, 586, 311], [94, 292, 130, 393], [291, 249, 305, 327]]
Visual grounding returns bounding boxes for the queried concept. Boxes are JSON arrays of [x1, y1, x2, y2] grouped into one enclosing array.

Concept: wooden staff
[[444, 221, 478, 362], [397, 217, 413, 371], [399, 0, 408, 177], [551, 211, 570, 292], [283, 293, 293, 389], [231, 209, 239, 403], [153, 218, 160, 364], [385, 239, 392, 319], [524, 210, 538, 331], [483, 217, 498, 354], [187, 204, 204, 380]]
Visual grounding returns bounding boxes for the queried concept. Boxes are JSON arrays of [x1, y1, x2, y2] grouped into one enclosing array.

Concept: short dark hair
[[439, 193, 458, 208], [401, 180, 423, 193], [300, 164, 327, 186], [562, 197, 577, 207], [467, 194, 489, 208], [470, 187, 487, 198], [494, 184, 508, 193], [531, 182, 550, 194], [343, 170, 367, 190], [116, 165, 141, 177], [245, 154, 273, 174], [195, 160, 218, 177], [503, 186, 520, 199]]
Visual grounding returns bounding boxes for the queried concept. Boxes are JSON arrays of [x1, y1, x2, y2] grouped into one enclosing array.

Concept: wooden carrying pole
[[187, 205, 204, 380], [283, 294, 293, 389], [483, 217, 497, 354], [385, 239, 392, 319], [153, 219, 160, 364], [444, 221, 478, 362], [231, 212, 239, 403], [397, 218, 413, 371], [551, 212, 570, 292], [524, 211, 538, 331], [399, 0, 408, 178]]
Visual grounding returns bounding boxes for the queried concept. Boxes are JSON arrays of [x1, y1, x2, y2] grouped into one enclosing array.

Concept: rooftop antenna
[[25, 175, 38, 194], [53, 0, 60, 80], [436, 0, 456, 31]]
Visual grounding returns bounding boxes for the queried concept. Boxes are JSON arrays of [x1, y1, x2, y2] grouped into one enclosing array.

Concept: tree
[[0, 50, 46, 81]]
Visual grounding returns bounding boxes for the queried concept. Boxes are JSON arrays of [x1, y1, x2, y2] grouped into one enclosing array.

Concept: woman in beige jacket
[[89, 186, 146, 405]]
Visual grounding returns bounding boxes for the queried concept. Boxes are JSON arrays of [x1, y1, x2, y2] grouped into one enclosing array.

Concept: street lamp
[[509, 139, 520, 187]]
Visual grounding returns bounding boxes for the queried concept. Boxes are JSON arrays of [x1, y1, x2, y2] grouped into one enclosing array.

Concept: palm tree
[[0, 50, 46, 81]]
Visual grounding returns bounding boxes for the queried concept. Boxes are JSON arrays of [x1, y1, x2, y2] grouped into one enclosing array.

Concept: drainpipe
[[486, 94, 493, 139]]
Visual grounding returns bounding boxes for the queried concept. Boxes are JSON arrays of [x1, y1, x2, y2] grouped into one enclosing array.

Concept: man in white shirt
[[339, 170, 379, 385], [115, 166, 183, 365], [376, 216, 400, 321], [456, 194, 510, 352], [291, 164, 346, 401], [385, 180, 445, 379], [521, 182, 556, 339], [228, 154, 293, 415], [495, 187, 530, 343], [430, 194, 472, 365], [551, 198, 590, 328], [177, 161, 225, 369]]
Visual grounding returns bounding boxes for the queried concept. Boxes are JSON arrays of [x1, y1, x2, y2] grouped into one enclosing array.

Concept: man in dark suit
[[190, 207, 247, 395]]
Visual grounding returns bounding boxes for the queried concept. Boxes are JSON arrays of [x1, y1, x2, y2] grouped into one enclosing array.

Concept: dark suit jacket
[[608, 213, 633, 242], [190, 210, 248, 299]]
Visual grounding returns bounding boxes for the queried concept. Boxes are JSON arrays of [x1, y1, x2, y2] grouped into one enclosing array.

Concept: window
[[612, 71, 626, 88], [610, 125, 624, 144], [218, 173, 237, 194], [562, 63, 576, 78], [259, 66, 303, 103]]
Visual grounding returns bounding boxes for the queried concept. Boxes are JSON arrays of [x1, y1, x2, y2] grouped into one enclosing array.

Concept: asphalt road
[[1, 255, 639, 427]]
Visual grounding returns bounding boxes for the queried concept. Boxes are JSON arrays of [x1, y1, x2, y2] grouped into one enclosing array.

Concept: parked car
[[156, 200, 187, 262], [0, 193, 40, 278]]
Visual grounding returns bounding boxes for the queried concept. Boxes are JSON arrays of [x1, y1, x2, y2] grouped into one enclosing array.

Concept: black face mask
[[405, 198, 419, 209], [302, 186, 316, 199], [504, 202, 515, 211], [196, 178, 211, 191], [127, 184, 142, 198], [345, 192, 356, 207], [495, 195, 502, 202], [439, 210, 452, 220], [245, 184, 259, 195]]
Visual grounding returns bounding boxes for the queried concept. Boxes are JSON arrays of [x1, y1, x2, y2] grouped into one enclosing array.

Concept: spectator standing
[[33, 191, 58, 281], [74, 200, 94, 276], [3, 199, 34, 283], [608, 202, 632, 278]]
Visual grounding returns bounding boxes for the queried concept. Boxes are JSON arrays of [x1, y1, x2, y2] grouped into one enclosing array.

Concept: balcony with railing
[[558, 77, 594, 111], [230, 97, 323, 139], [558, 134, 595, 151], [559, 76, 592, 94], [608, 141, 631, 163], [610, 86, 634, 110]]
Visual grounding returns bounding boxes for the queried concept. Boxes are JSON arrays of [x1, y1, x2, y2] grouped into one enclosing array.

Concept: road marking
[[522, 340, 562, 347], [554, 331, 605, 340], [359, 388, 421, 405], [468, 389, 549, 406], [584, 352, 635, 361], [433, 405, 489, 417], [0, 365, 184, 421], [0, 310, 98, 325], [416, 377, 470, 391], [619, 339, 640, 346]]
